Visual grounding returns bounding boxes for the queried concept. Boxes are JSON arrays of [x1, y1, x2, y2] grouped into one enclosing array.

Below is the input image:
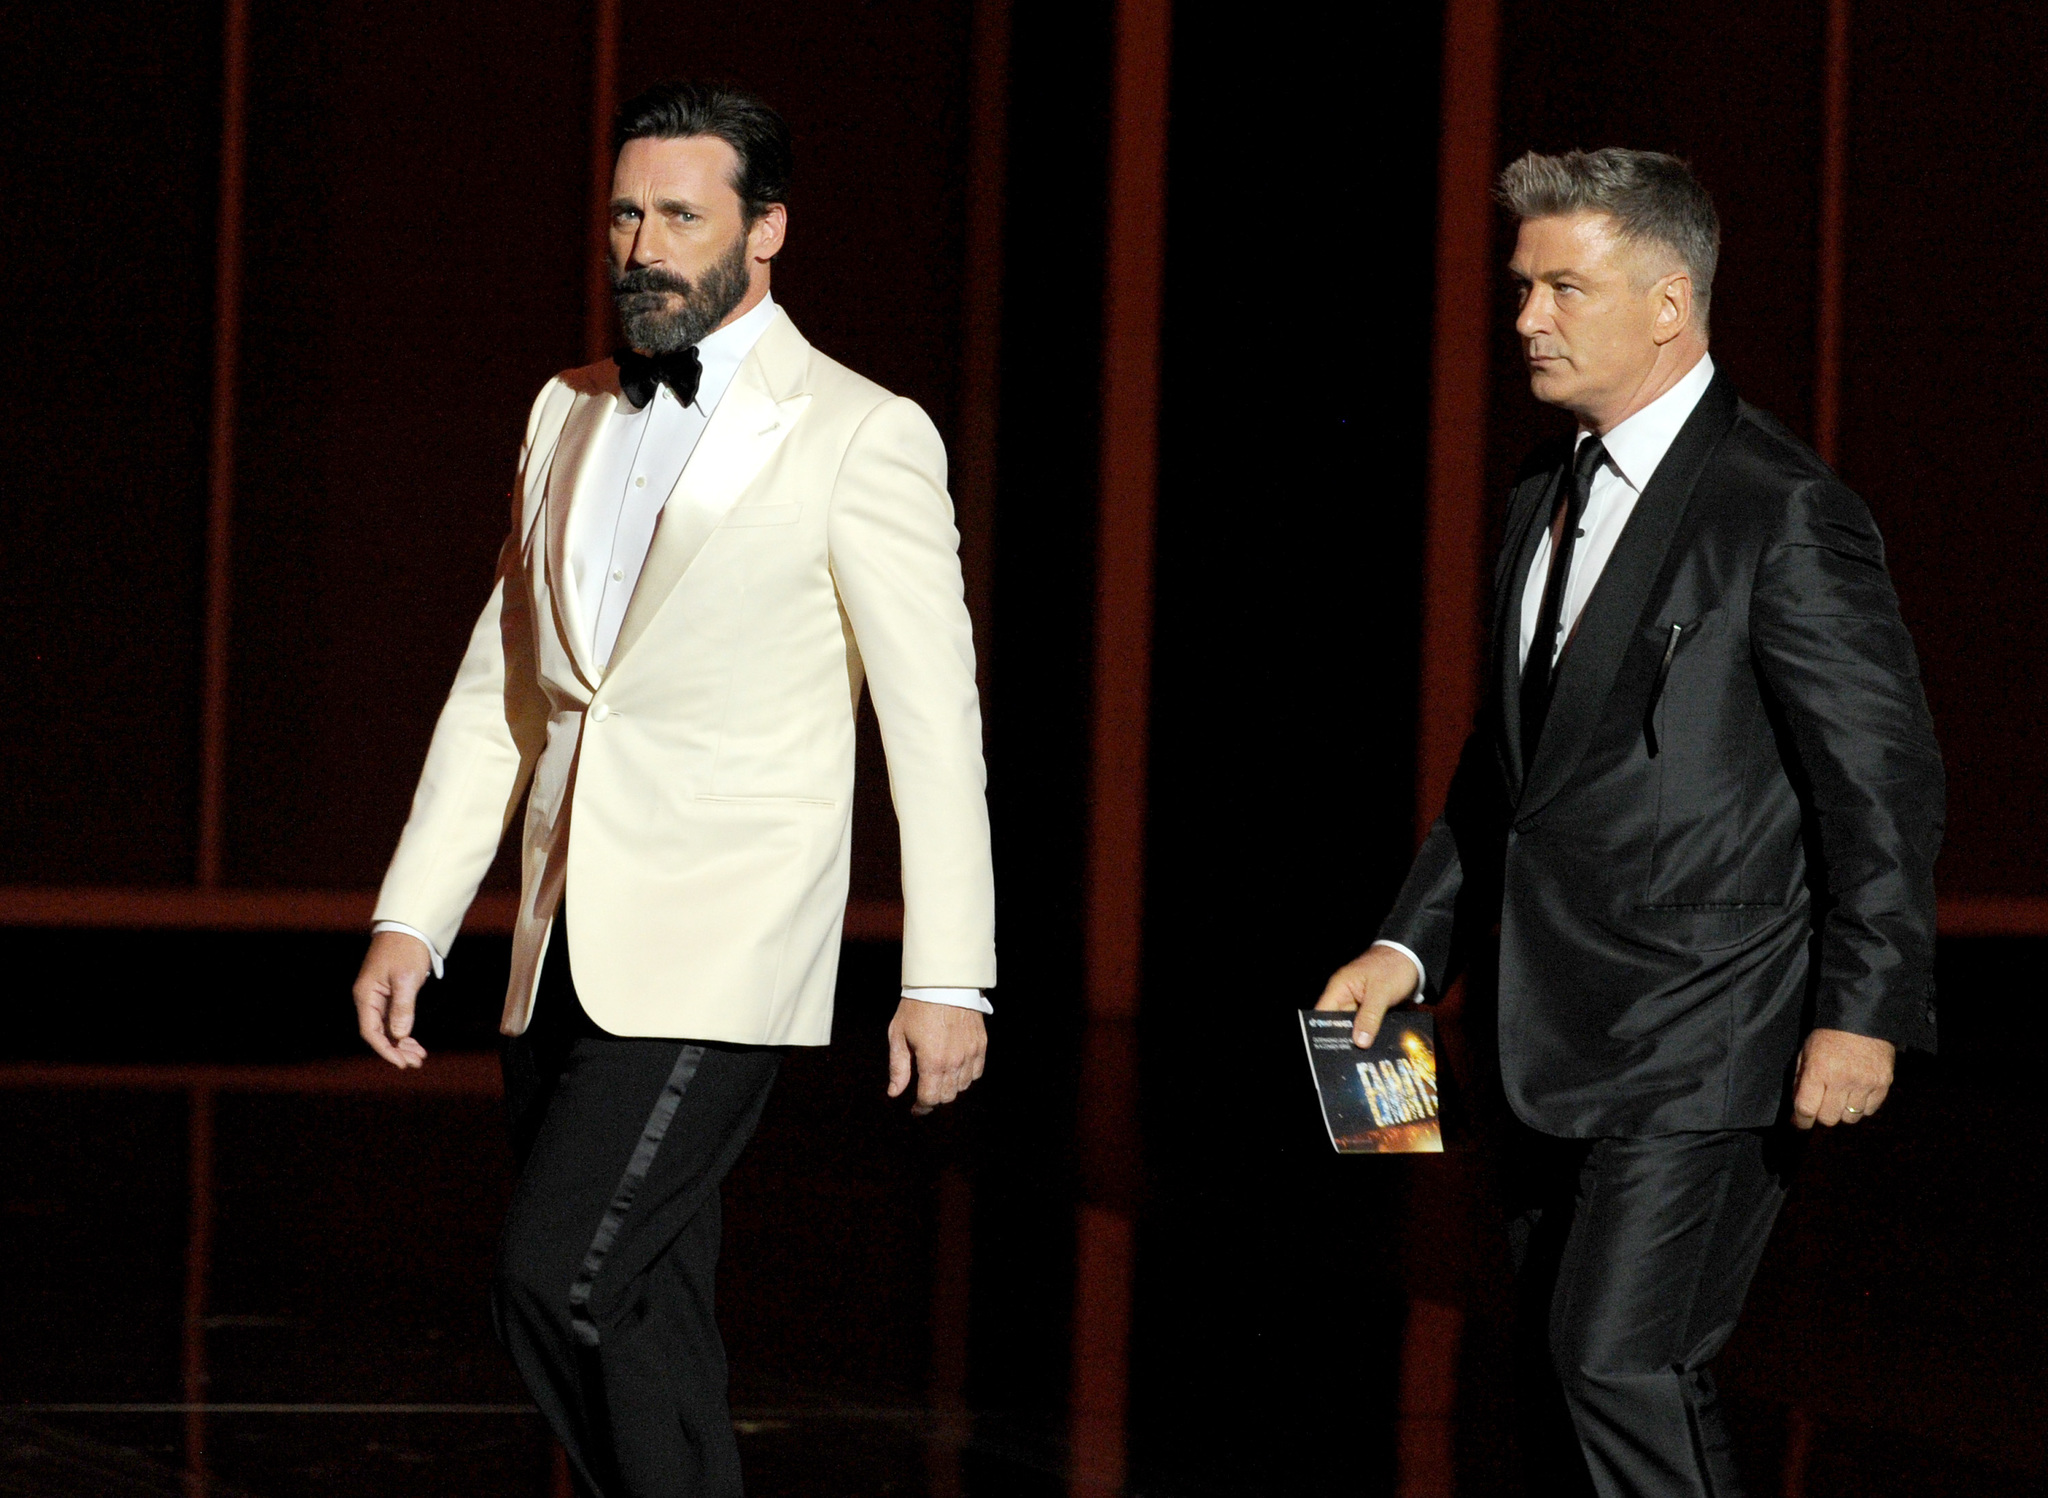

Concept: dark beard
[[610, 232, 753, 354]]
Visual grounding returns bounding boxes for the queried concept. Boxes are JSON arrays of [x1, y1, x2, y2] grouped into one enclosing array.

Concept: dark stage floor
[[2, 934, 2042, 1496], [0, 1408, 1078, 1497], [0, 938, 1078, 1498], [1420, 935, 2048, 1498]]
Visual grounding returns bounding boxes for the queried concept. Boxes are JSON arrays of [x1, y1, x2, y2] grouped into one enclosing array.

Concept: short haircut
[[613, 81, 793, 226], [1497, 148, 1720, 334]]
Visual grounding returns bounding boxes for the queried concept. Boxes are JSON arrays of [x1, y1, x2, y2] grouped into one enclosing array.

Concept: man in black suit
[[1319, 149, 1943, 1496]]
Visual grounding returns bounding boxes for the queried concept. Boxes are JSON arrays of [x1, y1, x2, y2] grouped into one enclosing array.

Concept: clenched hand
[[887, 999, 987, 1115], [353, 929, 434, 1069], [1791, 1027, 1894, 1128]]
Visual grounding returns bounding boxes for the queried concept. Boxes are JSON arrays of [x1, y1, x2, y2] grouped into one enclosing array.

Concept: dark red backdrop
[[4, 4, 2047, 1495]]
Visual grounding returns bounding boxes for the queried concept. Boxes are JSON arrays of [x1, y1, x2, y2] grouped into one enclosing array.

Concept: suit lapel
[[1496, 464, 1563, 791], [1514, 371, 1741, 824], [607, 310, 815, 670], [543, 388, 616, 690]]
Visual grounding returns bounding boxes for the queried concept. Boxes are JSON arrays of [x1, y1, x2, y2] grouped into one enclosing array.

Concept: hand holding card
[[1299, 1010, 1443, 1153]]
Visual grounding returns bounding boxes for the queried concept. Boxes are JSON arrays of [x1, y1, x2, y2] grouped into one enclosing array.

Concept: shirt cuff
[[371, 921, 446, 981], [1369, 939, 1425, 999], [901, 987, 993, 1015]]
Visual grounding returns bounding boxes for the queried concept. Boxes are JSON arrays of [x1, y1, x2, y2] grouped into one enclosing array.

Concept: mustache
[[611, 265, 695, 300]]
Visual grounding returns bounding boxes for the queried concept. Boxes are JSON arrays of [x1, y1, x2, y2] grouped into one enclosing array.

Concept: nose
[[629, 219, 660, 266], [1515, 287, 1549, 341]]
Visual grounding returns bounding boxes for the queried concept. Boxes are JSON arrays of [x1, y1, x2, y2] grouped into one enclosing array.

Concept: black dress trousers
[[493, 911, 782, 1498], [1508, 1127, 1796, 1498]]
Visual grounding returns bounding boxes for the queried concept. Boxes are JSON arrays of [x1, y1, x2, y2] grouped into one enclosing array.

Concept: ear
[[748, 203, 788, 264], [1651, 269, 1693, 346]]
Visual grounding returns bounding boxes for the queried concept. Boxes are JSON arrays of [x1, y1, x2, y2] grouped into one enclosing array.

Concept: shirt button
[[612, 568, 624, 580], [591, 704, 610, 722], [635, 476, 646, 488]]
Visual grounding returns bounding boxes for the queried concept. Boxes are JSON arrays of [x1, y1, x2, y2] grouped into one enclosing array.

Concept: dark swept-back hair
[[613, 80, 792, 225]]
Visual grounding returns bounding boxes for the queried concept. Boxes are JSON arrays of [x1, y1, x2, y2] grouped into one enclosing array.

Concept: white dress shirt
[[1376, 355, 1717, 996], [1516, 354, 1716, 673], [378, 293, 989, 1014], [569, 294, 778, 666]]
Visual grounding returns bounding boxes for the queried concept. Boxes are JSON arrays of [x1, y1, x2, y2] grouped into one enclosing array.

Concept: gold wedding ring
[[1844, 1105, 1862, 1114]]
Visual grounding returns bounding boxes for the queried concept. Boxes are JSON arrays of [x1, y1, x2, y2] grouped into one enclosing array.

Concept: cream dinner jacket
[[372, 308, 997, 1044]]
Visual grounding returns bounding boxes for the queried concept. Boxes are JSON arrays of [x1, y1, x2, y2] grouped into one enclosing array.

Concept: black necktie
[[1518, 435, 1608, 762], [617, 345, 703, 409]]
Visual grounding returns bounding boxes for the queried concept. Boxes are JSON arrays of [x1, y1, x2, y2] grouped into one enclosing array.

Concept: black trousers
[[493, 913, 782, 1498], [1507, 1127, 1796, 1498]]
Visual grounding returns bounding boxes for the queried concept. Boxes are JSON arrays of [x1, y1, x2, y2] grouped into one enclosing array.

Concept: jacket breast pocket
[[1641, 612, 1713, 757], [1639, 606, 1781, 908], [723, 503, 802, 528], [694, 792, 838, 809]]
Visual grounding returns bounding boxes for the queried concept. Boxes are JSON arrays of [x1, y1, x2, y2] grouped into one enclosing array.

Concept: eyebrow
[[609, 195, 708, 216]]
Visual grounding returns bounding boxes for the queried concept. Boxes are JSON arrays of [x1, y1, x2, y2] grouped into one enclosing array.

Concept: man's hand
[[1791, 1027, 1894, 1129], [352, 930, 434, 1070], [1315, 945, 1423, 1047], [886, 999, 987, 1116]]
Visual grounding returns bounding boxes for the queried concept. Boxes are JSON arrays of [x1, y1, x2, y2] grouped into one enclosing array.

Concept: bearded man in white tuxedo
[[350, 81, 996, 1498]]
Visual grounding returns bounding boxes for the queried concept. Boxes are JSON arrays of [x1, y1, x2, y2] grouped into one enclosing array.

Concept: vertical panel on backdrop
[[0, 1, 220, 883], [227, 0, 589, 887]]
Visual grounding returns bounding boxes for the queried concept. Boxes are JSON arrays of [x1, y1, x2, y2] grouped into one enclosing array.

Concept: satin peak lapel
[[519, 381, 580, 553], [1496, 464, 1563, 792], [543, 389, 615, 690], [1514, 371, 1741, 825], [607, 351, 812, 669]]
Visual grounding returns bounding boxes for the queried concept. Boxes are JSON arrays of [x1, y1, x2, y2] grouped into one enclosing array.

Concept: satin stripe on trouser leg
[[493, 911, 782, 1498], [1512, 1128, 1793, 1498]]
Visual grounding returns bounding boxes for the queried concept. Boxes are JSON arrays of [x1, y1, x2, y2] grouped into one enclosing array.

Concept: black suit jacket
[[1381, 371, 1944, 1137]]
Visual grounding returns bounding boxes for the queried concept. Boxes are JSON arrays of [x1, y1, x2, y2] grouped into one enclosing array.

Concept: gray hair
[[1497, 148, 1720, 336]]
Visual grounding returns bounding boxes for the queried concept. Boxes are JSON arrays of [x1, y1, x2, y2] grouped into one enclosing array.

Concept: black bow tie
[[617, 345, 703, 409]]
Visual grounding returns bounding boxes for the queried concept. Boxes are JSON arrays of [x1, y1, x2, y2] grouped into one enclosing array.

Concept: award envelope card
[[1299, 1009, 1443, 1154]]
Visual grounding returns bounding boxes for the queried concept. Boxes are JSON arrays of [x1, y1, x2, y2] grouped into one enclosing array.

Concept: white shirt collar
[[645, 292, 779, 415], [1577, 353, 1716, 492]]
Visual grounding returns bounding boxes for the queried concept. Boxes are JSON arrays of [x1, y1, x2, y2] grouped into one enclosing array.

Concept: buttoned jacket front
[[373, 308, 996, 1044], [1380, 372, 1944, 1136]]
